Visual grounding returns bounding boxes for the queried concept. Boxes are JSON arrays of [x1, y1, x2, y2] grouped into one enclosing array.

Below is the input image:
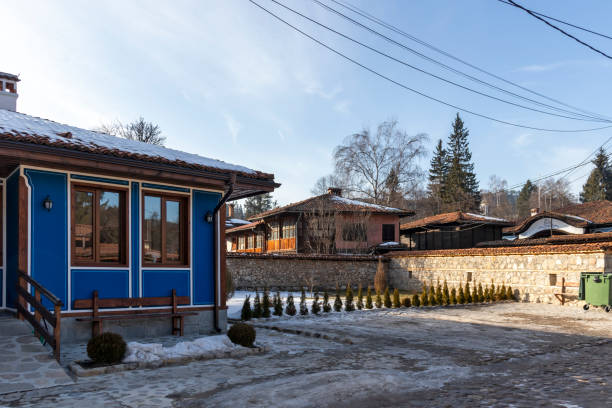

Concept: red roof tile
[[400, 211, 512, 230]]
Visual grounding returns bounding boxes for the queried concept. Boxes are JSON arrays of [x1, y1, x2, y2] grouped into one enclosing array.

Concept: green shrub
[[345, 285, 355, 312], [477, 283, 484, 303], [87, 332, 126, 364], [323, 291, 332, 313], [334, 285, 343, 312], [227, 323, 256, 347], [442, 280, 450, 306], [428, 284, 437, 306], [356, 284, 364, 310], [384, 287, 392, 308], [420, 285, 429, 306], [458, 284, 466, 304], [392, 288, 401, 308], [253, 291, 262, 318], [435, 282, 443, 305], [484, 286, 491, 302], [490, 283, 496, 301], [450, 287, 457, 304], [402, 296, 411, 307], [241, 295, 252, 321], [465, 282, 473, 303], [311, 292, 321, 315], [412, 293, 420, 307], [365, 286, 373, 309], [375, 290, 383, 308], [262, 288, 271, 318], [507, 286, 515, 301], [273, 292, 283, 316], [285, 293, 297, 316], [299, 287, 309, 316]]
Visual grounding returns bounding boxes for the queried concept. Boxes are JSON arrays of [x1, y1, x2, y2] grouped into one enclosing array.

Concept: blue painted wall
[[71, 269, 129, 304], [142, 269, 190, 298], [25, 169, 68, 310], [131, 182, 140, 298], [192, 190, 220, 305], [5, 172, 19, 308]]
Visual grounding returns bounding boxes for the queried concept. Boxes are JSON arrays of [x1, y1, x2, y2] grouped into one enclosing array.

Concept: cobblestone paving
[[0, 312, 73, 394], [0, 303, 610, 407]]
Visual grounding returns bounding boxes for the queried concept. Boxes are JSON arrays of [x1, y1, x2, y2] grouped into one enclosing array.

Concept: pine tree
[[444, 114, 480, 211], [384, 287, 392, 308], [285, 293, 297, 316], [458, 284, 466, 304], [241, 295, 252, 321], [412, 293, 421, 307], [484, 286, 491, 302], [392, 288, 401, 308], [517, 180, 535, 219], [375, 290, 383, 308], [465, 282, 472, 303], [450, 287, 457, 304], [356, 284, 364, 310], [499, 284, 508, 301], [435, 281, 443, 305], [443, 280, 450, 306], [244, 193, 277, 218], [323, 291, 332, 313], [507, 286, 515, 301], [253, 291, 262, 318], [345, 285, 355, 312], [311, 292, 321, 315], [420, 285, 429, 306], [299, 287, 308, 315], [581, 147, 612, 202], [262, 288, 271, 318], [477, 283, 484, 303], [402, 296, 411, 307], [334, 286, 343, 312], [273, 292, 283, 316], [490, 282, 496, 302], [428, 284, 437, 306], [428, 139, 449, 214], [365, 286, 374, 309]]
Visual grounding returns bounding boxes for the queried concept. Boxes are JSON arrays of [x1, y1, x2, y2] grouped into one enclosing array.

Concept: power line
[[497, 0, 612, 41], [311, 0, 610, 123], [328, 0, 612, 122], [500, 0, 612, 60], [249, 0, 612, 133], [558, 135, 612, 183]]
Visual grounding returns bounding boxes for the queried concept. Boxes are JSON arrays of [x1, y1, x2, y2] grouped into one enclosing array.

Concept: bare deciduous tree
[[96, 117, 166, 146]]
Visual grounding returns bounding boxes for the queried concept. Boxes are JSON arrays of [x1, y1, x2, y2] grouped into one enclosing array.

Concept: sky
[[2, 0, 612, 206]]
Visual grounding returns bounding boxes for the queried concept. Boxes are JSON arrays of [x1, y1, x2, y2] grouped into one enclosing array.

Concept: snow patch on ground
[[123, 335, 237, 363]]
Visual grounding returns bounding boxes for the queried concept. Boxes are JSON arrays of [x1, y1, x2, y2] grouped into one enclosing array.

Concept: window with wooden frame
[[238, 236, 246, 250], [270, 223, 280, 240], [247, 235, 254, 249], [282, 223, 296, 239], [256, 233, 264, 249], [71, 185, 127, 266], [142, 192, 189, 266]]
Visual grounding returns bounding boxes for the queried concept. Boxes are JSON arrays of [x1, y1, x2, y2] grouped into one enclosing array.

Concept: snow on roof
[[0, 109, 271, 178], [464, 213, 509, 222], [227, 218, 251, 225], [329, 195, 407, 213]]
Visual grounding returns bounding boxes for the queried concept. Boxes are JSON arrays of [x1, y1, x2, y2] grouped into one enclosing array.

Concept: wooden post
[[34, 289, 41, 323], [561, 277, 566, 306], [54, 303, 61, 361]]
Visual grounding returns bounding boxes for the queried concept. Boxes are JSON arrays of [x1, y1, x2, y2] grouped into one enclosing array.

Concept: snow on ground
[[123, 335, 238, 363]]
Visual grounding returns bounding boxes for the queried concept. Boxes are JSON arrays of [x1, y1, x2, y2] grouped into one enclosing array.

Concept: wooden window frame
[[71, 183, 128, 267], [141, 191, 190, 267]]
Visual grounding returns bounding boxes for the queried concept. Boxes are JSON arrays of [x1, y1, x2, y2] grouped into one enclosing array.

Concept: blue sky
[[3, 0, 612, 205]]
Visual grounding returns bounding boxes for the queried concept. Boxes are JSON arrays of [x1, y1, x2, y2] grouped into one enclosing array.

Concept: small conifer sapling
[[450, 287, 457, 305], [443, 280, 450, 306], [384, 287, 392, 308], [420, 285, 429, 306], [506, 285, 515, 301], [334, 285, 343, 312], [311, 292, 321, 315], [412, 293, 420, 307], [345, 285, 355, 312], [241, 295, 252, 321], [273, 292, 283, 316], [299, 287, 308, 316], [262, 288, 271, 318], [465, 282, 472, 303], [323, 291, 332, 313], [428, 284, 437, 306], [392, 288, 401, 308], [435, 282, 443, 305], [365, 286, 374, 309], [458, 284, 466, 304], [356, 284, 364, 310], [375, 290, 383, 308], [285, 293, 297, 316], [253, 291, 262, 318]]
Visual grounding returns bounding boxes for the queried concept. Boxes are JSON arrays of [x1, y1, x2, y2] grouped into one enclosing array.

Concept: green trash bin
[[580, 272, 612, 312]]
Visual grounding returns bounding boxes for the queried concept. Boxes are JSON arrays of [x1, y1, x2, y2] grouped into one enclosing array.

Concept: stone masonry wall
[[228, 253, 384, 291], [388, 250, 612, 304]]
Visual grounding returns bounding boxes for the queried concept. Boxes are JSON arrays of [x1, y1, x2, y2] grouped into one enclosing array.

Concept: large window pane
[[144, 196, 162, 263], [165, 200, 181, 263], [74, 191, 94, 260], [99, 191, 121, 262]]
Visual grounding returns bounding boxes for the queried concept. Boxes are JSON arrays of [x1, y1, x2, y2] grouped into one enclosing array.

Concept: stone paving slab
[[0, 313, 73, 395]]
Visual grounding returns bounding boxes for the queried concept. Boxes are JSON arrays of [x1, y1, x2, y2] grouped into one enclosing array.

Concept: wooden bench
[[73, 289, 197, 338]]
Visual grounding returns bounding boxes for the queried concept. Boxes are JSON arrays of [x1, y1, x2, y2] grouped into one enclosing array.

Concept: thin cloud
[[223, 113, 242, 144]]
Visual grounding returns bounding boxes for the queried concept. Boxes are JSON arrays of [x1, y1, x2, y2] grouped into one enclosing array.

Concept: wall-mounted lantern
[[204, 211, 213, 223], [43, 195, 53, 212]]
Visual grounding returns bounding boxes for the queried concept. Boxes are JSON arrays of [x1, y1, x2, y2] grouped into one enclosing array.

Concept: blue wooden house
[[0, 75, 278, 350]]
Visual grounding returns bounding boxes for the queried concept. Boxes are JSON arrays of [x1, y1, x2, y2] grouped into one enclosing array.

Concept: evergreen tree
[[262, 288, 271, 318], [243, 193, 277, 218], [345, 285, 355, 312], [365, 286, 374, 309], [334, 286, 343, 312], [477, 283, 484, 303], [384, 287, 392, 308], [323, 291, 332, 313], [435, 281, 443, 305], [581, 147, 612, 202], [490, 282, 496, 302], [412, 293, 421, 307], [402, 296, 412, 307], [428, 284, 437, 306], [420, 285, 429, 306], [465, 282, 472, 303], [392, 288, 401, 308], [507, 286, 515, 301], [356, 284, 364, 310], [444, 114, 480, 211], [458, 284, 466, 304], [299, 288, 309, 315], [428, 139, 449, 214], [484, 286, 492, 302], [375, 290, 383, 308], [443, 280, 450, 306], [517, 180, 536, 219], [450, 287, 457, 304], [241, 295, 252, 321], [253, 291, 262, 318], [499, 283, 508, 301], [311, 292, 321, 315], [285, 293, 297, 316], [273, 292, 283, 316]]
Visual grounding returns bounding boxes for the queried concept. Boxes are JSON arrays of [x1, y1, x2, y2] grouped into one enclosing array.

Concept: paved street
[[1, 303, 611, 407]]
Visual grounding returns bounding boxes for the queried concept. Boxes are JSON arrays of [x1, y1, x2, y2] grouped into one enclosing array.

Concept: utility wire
[[249, 0, 612, 133], [501, 0, 612, 60], [558, 135, 612, 183], [497, 0, 612, 41], [328, 0, 612, 121], [312, 0, 610, 123]]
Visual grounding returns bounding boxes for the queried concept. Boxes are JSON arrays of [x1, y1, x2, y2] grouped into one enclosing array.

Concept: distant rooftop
[[401, 211, 512, 231]]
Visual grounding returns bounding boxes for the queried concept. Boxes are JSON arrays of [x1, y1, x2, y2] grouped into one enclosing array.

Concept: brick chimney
[[0, 72, 19, 111], [327, 187, 342, 196], [227, 203, 235, 218], [530, 208, 540, 217]]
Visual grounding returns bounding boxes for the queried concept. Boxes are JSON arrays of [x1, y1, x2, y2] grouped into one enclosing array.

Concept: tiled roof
[[0, 72, 19, 81], [0, 109, 274, 181], [400, 211, 512, 231], [477, 231, 612, 248], [226, 220, 265, 234], [248, 193, 414, 220]]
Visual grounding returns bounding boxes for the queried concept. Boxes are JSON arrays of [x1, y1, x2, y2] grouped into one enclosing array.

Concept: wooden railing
[[16, 270, 62, 361]]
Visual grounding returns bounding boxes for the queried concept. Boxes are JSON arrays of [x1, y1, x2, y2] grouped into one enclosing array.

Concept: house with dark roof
[[0, 74, 278, 348], [400, 211, 513, 250], [503, 201, 612, 240], [226, 188, 413, 254]]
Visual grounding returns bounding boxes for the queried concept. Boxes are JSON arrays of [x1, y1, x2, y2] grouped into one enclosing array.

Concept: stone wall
[[388, 245, 612, 304], [228, 253, 383, 291]]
